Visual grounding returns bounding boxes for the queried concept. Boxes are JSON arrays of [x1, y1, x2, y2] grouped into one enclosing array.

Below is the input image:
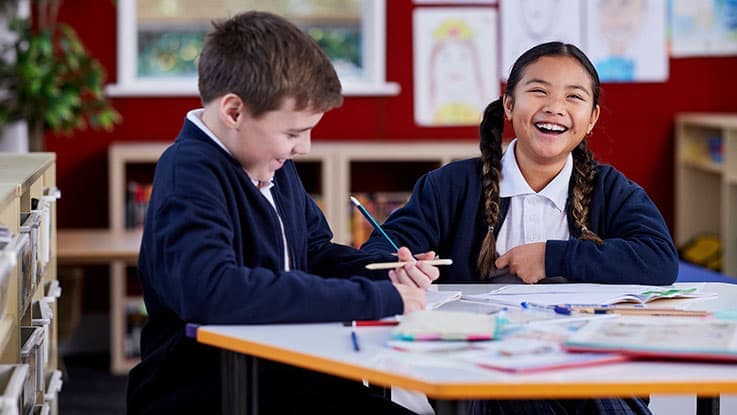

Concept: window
[[107, 0, 399, 96]]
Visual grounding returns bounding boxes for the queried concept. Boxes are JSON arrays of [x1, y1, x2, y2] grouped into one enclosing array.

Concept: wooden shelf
[[57, 229, 141, 264], [675, 113, 737, 277]]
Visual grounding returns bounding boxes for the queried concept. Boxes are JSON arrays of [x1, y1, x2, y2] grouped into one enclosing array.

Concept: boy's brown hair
[[198, 11, 343, 116]]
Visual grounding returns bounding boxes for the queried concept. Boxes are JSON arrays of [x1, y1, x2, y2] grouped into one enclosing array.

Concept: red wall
[[47, 1, 737, 234]]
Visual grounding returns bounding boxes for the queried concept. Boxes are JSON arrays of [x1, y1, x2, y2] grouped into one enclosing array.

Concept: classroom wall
[[46, 0, 737, 234]]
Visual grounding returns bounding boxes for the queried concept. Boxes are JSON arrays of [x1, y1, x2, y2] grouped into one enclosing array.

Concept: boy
[[127, 11, 437, 414]]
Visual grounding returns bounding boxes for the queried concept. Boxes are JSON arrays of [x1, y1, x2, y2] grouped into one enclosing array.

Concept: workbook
[[392, 310, 496, 341], [454, 339, 628, 373], [463, 284, 714, 307], [564, 317, 737, 362]]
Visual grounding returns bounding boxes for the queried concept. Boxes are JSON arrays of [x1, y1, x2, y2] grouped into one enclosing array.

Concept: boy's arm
[[144, 193, 403, 324]]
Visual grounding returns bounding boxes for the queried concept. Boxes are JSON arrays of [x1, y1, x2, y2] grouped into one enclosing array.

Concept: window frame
[[106, 0, 399, 97]]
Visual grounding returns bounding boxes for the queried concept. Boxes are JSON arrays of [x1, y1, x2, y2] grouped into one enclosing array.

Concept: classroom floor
[[59, 353, 127, 415]]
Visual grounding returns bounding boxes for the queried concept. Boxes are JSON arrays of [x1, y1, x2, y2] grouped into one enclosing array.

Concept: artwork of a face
[[520, 0, 561, 39]]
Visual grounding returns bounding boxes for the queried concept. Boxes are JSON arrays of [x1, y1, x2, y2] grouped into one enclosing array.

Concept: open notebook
[[462, 284, 715, 307], [564, 317, 737, 362]]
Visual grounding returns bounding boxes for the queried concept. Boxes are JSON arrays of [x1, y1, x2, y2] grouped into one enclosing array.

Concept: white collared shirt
[[496, 139, 571, 255], [186, 109, 291, 270]]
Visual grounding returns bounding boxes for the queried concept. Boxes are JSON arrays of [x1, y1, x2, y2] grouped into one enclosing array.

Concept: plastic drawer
[[20, 211, 41, 300], [0, 252, 12, 321], [1, 234, 30, 316], [0, 364, 30, 415], [43, 371, 61, 404], [19, 327, 43, 407], [31, 301, 51, 369], [31, 403, 48, 415]]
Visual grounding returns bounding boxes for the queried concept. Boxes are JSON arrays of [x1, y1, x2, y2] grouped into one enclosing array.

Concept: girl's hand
[[495, 242, 546, 284]]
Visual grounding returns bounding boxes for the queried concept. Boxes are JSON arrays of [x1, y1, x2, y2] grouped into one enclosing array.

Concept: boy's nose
[[294, 134, 311, 155]]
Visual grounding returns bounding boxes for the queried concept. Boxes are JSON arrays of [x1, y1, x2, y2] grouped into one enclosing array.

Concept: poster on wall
[[413, 7, 498, 127], [585, 0, 668, 82], [670, 0, 737, 57], [500, 0, 583, 80]]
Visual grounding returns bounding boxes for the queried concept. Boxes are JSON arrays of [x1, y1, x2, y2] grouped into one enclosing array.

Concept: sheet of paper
[[465, 284, 715, 307]]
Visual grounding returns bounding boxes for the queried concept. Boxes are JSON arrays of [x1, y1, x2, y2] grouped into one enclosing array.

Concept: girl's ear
[[587, 104, 601, 134], [502, 95, 514, 120], [219, 93, 248, 129]]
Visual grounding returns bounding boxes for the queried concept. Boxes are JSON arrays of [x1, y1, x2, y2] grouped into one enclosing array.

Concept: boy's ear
[[219, 93, 249, 129]]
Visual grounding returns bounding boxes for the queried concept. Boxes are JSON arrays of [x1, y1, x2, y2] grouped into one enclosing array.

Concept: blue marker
[[350, 321, 361, 352], [350, 196, 400, 252], [520, 301, 571, 315]]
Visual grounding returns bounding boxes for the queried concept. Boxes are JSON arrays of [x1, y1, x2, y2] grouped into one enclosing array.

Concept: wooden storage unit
[[675, 113, 737, 278], [60, 140, 479, 374], [0, 153, 62, 414]]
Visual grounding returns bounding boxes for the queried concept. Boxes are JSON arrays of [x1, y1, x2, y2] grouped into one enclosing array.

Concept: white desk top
[[197, 283, 737, 400]]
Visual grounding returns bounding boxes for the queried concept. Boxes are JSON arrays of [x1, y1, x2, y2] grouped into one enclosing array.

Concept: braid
[[570, 140, 603, 245], [477, 99, 504, 279]]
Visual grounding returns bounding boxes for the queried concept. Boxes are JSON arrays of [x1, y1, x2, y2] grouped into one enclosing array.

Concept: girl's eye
[[287, 133, 299, 139], [529, 88, 546, 95], [569, 94, 584, 101]]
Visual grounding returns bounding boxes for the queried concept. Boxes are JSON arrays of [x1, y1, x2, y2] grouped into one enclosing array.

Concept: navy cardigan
[[128, 119, 399, 413], [362, 158, 678, 285]]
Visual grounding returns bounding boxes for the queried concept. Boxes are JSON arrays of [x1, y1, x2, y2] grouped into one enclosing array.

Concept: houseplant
[[0, 0, 120, 151]]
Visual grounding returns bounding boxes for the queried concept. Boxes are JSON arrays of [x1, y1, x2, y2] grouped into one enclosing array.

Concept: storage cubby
[[675, 113, 737, 277]]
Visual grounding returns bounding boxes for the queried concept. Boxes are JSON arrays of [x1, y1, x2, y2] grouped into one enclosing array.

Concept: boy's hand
[[392, 282, 427, 313], [387, 247, 440, 289], [494, 242, 546, 284]]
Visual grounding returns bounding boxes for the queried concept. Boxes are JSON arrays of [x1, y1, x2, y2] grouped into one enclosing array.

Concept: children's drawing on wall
[[500, 0, 582, 80], [586, 0, 668, 82], [413, 8, 498, 126], [671, 0, 737, 57]]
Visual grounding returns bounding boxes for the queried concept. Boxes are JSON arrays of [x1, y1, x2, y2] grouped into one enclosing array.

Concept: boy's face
[[228, 98, 324, 184]]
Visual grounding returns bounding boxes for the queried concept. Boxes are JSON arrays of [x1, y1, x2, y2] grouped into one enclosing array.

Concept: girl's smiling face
[[503, 55, 600, 173]]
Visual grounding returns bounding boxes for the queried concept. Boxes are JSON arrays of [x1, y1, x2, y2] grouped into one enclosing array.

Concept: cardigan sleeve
[[545, 174, 678, 285], [144, 192, 403, 324]]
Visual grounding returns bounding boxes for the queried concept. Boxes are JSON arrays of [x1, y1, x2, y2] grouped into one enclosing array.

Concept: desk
[[197, 283, 737, 415], [57, 228, 142, 373]]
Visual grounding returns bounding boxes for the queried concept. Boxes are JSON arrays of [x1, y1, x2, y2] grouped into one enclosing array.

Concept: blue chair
[[676, 261, 736, 283]]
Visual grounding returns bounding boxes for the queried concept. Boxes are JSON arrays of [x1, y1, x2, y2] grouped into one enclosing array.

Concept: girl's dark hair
[[477, 41, 603, 280]]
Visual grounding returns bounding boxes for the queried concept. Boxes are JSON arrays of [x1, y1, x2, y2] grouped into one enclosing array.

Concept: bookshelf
[[0, 153, 62, 414], [64, 140, 479, 374], [675, 113, 737, 278]]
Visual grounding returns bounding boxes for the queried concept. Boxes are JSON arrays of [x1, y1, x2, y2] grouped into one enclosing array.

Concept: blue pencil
[[350, 196, 400, 252], [350, 320, 361, 352]]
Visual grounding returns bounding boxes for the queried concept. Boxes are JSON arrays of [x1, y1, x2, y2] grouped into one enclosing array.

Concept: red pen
[[342, 319, 400, 327]]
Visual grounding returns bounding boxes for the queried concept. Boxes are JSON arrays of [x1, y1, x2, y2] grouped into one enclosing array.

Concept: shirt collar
[[187, 108, 274, 188], [499, 138, 572, 211]]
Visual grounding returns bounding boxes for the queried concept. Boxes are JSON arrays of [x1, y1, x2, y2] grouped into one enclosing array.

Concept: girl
[[363, 41, 678, 414]]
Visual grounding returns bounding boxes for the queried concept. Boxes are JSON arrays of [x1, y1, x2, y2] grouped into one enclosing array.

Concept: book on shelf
[[124, 298, 148, 358], [126, 181, 153, 229], [564, 317, 737, 362], [350, 192, 410, 248]]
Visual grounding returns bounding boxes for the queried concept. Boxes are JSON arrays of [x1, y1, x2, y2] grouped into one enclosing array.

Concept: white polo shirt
[[186, 109, 291, 270], [496, 138, 571, 255]]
